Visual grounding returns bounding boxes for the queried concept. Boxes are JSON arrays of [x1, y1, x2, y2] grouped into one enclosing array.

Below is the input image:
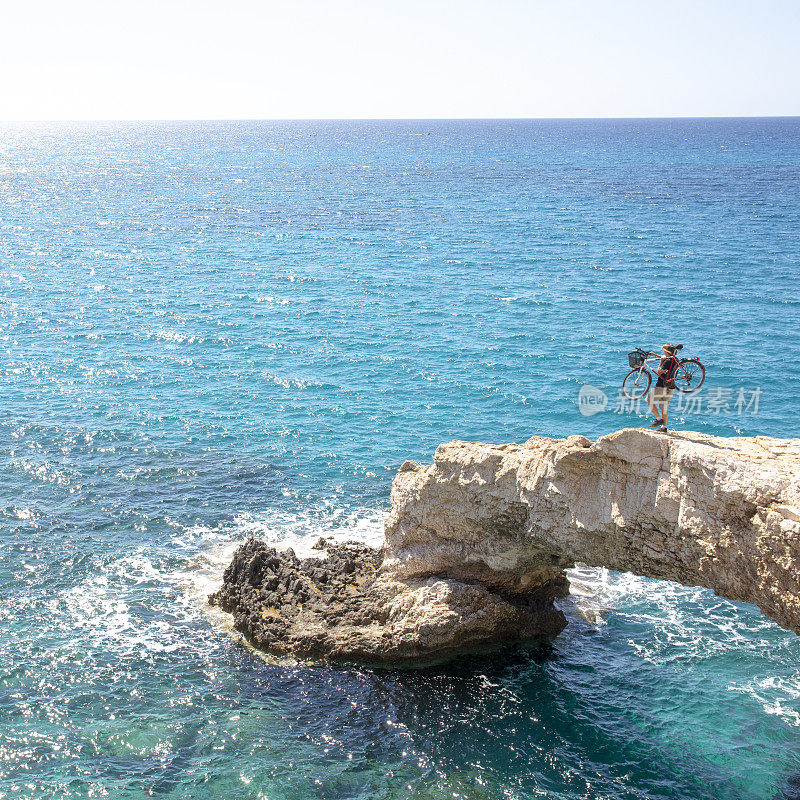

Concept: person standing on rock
[[648, 343, 679, 432]]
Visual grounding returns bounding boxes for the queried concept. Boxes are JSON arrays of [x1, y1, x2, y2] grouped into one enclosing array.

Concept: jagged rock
[[210, 428, 800, 664], [210, 538, 566, 664]]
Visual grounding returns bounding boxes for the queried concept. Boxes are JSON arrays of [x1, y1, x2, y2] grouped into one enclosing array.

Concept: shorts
[[651, 385, 674, 403]]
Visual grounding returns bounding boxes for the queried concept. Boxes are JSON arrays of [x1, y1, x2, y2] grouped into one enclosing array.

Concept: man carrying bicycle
[[622, 344, 703, 420], [648, 343, 679, 431]]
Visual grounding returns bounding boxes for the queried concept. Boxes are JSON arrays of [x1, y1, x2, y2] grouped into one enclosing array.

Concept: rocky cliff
[[211, 429, 800, 664]]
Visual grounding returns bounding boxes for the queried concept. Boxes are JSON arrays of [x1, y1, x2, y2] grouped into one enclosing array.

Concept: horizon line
[[2, 114, 800, 124]]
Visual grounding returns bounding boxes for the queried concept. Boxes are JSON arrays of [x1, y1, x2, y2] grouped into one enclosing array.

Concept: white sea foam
[[564, 564, 800, 726], [728, 675, 800, 727], [168, 535, 243, 636], [52, 554, 186, 656], [230, 506, 386, 553], [566, 564, 779, 651]]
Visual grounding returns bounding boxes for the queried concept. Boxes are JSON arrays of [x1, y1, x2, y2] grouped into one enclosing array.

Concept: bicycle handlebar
[[635, 345, 684, 357]]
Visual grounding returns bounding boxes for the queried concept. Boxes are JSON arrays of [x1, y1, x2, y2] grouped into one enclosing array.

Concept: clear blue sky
[[3, 0, 799, 120]]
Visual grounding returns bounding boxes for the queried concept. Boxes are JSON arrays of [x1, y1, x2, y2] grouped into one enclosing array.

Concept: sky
[[2, 0, 799, 120]]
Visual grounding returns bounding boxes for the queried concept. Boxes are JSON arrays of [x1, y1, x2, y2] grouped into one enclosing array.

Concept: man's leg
[[647, 389, 662, 421], [661, 389, 674, 426]]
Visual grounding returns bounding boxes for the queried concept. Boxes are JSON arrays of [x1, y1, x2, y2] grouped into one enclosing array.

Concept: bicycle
[[622, 346, 705, 400]]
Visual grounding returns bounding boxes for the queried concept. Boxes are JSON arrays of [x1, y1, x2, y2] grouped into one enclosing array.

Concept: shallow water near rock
[[1, 118, 799, 799]]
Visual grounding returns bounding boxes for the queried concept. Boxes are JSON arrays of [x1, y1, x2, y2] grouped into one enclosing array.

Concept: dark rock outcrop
[[209, 537, 567, 664], [210, 538, 384, 659]]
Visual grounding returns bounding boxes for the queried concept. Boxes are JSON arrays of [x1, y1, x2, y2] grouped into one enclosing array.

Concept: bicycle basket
[[628, 351, 646, 368]]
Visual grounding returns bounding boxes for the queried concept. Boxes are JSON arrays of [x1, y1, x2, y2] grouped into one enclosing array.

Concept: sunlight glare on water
[[1, 119, 799, 800]]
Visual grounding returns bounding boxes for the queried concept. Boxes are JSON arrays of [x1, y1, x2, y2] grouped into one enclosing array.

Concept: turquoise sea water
[[1, 118, 799, 800]]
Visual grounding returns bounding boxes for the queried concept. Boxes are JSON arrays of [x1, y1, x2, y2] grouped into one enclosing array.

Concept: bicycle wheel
[[675, 359, 705, 393], [622, 368, 651, 400]]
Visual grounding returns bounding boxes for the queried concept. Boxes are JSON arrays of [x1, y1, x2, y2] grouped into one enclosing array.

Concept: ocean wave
[[564, 564, 800, 729], [566, 565, 783, 643], [46, 556, 186, 657], [728, 675, 800, 727]]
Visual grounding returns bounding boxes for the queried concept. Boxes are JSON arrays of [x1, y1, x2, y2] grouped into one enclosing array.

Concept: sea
[[1, 118, 799, 800]]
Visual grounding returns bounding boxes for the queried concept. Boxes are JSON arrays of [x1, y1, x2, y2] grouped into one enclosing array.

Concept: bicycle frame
[[631, 353, 692, 386], [622, 348, 705, 401]]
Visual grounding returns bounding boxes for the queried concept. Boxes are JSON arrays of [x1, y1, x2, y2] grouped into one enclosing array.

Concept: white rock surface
[[384, 428, 800, 635]]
